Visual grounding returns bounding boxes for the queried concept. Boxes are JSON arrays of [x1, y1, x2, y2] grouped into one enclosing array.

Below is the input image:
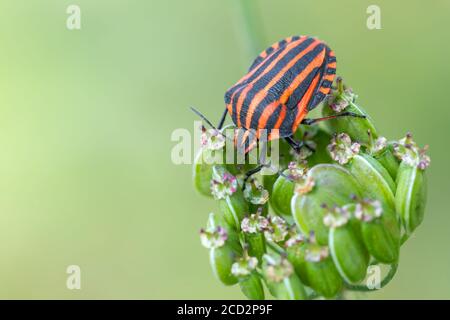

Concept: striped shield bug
[[191, 35, 365, 183], [223, 35, 364, 153]]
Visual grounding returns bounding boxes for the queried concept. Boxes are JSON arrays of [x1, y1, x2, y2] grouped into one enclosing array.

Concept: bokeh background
[[0, 0, 448, 299]]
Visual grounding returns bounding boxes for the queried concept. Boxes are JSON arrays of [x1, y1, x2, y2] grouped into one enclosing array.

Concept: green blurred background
[[0, 0, 448, 299]]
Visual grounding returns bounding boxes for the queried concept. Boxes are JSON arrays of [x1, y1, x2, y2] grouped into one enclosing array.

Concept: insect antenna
[[190, 107, 216, 130]]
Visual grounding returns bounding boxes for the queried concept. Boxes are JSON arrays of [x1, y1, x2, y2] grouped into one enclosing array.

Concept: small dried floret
[[328, 133, 360, 165], [200, 226, 228, 249]]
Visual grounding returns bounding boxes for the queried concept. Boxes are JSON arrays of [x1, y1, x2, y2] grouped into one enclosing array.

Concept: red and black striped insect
[[217, 35, 363, 153], [191, 35, 364, 182]]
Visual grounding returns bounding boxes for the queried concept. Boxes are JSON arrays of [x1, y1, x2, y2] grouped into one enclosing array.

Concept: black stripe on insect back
[[238, 36, 310, 89], [226, 37, 309, 114], [321, 80, 333, 88], [307, 47, 334, 110], [227, 38, 296, 98], [228, 84, 246, 124], [286, 65, 321, 110], [246, 43, 324, 129], [225, 41, 295, 113], [248, 36, 301, 72], [239, 37, 317, 128], [307, 70, 326, 111], [248, 43, 325, 130], [264, 102, 283, 130]]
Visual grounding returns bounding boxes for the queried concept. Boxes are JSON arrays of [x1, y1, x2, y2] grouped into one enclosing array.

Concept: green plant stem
[[344, 263, 398, 292], [233, 0, 265, 61], [266, 241, 284, 255]]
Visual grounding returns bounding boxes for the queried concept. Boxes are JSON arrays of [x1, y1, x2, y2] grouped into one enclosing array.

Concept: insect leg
[[217, 108, 228, 130], [284, 135, 315, 153], [301, 111, 366, 125]]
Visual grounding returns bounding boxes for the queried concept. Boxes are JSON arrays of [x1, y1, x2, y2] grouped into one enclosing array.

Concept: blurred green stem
[[266, 241, 284, 255], [234, 0, 265, 62]]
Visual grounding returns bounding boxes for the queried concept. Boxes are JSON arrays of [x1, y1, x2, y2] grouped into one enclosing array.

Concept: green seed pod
[[325, 206, 370, 284], [291, 164, 362, 245], [262, 255, 307, 300], [285, 237, 310, 286], [241, 213, 269, 262], [231, 253, 264, 299], [303, 239, 343, 298], [328, 133, 396, 210], [218, 191, 248, 231], [210, 245, 240, 285], [396, 162, 428, 234], [201, 213, 242, 286], [393, 133, 430, 235], [271, 172, 294, 218], [193, 150, 222, 197], [353, 200, 400, 263], [367, 134, 400, 181], [210, 166, 248, 231], [322, 80, 377, 145], [348, 154, 396, 208], [394, 133, 431, 235], [267, 274, 307, 300], [244, 233, 266, 262], [239, 273, 265, 300], [271, 162, 308, 219], [263, 173, 278, 195], [374, 146, 399, 181], [284, 232, 342, 297], [192, 126, 230, 197]]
